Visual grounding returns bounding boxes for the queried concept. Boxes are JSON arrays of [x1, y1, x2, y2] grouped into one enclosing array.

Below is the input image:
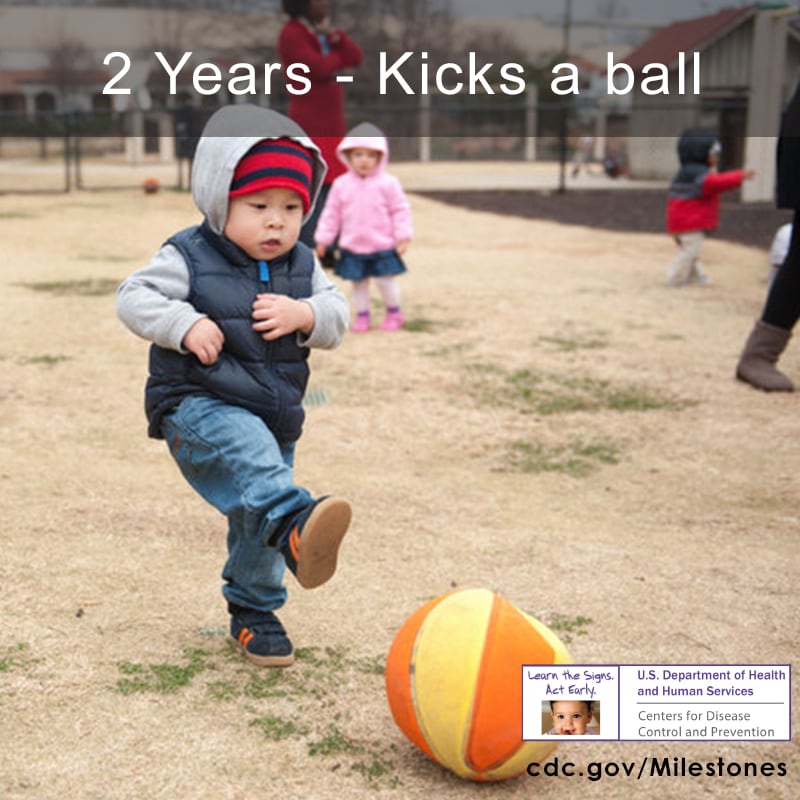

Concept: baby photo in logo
[[542, 699, 601, 736]]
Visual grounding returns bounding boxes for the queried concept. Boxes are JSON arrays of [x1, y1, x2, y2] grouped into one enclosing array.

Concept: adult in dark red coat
[[736, 79, 800, 391], [279, 0, 362, 247]]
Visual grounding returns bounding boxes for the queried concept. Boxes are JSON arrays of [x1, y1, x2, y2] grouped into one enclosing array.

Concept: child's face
[[551, 701, 592, 735], [348, 148, 381, 177], [224, 187, 304, 261]]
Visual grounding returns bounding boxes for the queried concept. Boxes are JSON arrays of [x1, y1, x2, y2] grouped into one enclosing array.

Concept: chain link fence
[[0, 95, 692, 195]]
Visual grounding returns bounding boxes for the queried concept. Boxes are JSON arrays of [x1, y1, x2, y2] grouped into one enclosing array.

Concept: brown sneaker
[[277, 497, 352, 589]]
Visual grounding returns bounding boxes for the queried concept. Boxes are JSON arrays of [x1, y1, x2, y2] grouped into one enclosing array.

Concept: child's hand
[[315, 243, 328, 259], [253, 293, 314, 340], [744, 169, 756, 180], [183, 317, 224, 365], [396, 239, 410, 256]]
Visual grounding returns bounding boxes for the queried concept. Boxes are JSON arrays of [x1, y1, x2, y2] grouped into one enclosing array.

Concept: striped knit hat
[[230, 138, 314, 211]]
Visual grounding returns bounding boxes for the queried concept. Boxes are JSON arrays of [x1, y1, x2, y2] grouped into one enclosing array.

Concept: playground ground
[[1, 160, 797, 799]]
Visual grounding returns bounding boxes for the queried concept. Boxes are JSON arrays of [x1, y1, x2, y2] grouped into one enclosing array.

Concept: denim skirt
[[334, 248, 407, 281]]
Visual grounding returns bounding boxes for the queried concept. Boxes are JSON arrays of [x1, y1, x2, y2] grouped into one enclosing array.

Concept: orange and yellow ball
[[385, 588, 571, 781]]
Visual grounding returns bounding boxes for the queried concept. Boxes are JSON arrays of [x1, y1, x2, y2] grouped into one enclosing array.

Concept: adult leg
[[736, 211, 800, 391], [299, 183, 331, 249], [762, 211, 800, 330]]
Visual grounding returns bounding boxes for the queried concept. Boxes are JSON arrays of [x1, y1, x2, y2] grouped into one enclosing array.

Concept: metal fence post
[[525, 82, 538, 161], [419, 93, 431, 162]]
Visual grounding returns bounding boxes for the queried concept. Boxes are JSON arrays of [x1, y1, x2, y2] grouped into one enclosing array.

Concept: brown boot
[[736, 321, 794, 391]]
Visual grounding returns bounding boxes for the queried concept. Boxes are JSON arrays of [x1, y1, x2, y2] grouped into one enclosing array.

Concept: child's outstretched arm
[[702, 168, 755, 196]]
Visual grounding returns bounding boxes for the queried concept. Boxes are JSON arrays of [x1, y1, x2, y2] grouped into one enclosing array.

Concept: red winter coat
[[278, 18, 362, 184], [666, 169, 746, 234]]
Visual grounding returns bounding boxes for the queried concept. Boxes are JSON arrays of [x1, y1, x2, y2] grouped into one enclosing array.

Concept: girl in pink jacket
[[315, 123, 413, 332]]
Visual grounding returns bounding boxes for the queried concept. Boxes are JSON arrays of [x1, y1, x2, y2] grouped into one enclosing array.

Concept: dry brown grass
[[1, 177, 798, 799]]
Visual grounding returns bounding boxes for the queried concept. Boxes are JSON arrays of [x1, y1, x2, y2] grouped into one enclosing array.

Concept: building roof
[[623, 5, 755, 70]]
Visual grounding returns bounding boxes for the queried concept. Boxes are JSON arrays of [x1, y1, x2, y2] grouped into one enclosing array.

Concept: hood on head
[[336, 122, 388, 173], [677, 128, 719, 166], [191, 104, 327, 235]]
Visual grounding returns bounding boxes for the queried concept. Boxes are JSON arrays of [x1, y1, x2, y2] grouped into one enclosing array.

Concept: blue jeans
[[160, 395, 313, 613]]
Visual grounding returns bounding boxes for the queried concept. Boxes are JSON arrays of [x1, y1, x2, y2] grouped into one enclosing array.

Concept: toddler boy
[[117, 104, 351, 667]]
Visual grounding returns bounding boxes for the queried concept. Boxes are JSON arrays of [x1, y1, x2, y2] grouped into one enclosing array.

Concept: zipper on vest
[[258, 260, 270, 283]]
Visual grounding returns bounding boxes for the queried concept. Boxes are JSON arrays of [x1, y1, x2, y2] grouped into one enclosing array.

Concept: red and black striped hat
[[230, 138, 314, 211]]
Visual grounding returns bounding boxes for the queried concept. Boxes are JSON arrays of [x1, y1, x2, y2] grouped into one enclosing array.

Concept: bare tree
[[336, 0, 453, 63], [41, 32, 94, 105]]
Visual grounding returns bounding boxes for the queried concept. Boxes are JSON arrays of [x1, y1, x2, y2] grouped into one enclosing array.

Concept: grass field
[[1, 173, 797, 799]]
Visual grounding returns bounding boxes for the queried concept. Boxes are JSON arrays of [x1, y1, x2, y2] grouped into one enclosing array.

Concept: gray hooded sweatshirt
[[116, 104, 348, 355], [116, 105, 349, 440]]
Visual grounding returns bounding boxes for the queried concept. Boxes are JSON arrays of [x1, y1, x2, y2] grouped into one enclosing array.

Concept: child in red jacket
[[665, 129, 754, 287]]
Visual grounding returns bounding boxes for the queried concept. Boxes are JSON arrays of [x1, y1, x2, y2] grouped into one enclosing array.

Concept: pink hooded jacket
[[314, 123, 413, 254]]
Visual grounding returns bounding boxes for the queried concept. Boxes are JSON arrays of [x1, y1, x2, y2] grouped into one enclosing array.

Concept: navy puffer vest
[[145, 222, 313, 444]]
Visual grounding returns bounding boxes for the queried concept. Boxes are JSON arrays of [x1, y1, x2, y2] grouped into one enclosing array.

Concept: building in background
[[621, 4, 800, 200]]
